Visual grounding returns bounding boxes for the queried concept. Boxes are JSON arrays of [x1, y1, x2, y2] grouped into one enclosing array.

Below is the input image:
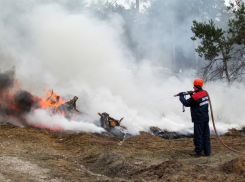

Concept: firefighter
[[179, 78, 211, 157]]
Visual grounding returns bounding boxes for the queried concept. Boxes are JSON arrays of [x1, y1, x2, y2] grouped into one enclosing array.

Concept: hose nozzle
[[174, 91, 194, 97]]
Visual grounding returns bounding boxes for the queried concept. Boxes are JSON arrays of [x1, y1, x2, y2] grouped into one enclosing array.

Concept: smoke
[[24, 109, 105, 133], [0, 68, 15, 94], [0, 1, 243, 136], [0, 69, 41, 125], [14, 90, 40, 113]]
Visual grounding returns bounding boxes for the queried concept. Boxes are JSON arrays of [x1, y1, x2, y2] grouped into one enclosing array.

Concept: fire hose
[[175, 91, 245, 154]]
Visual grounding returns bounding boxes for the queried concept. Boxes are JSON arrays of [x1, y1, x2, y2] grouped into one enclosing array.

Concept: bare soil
[[0, 124, 245, 182]]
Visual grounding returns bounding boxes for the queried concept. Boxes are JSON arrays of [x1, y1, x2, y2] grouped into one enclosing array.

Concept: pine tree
[[191, 20, 232, 82], [228, 0, 245, 45], [191, 0, 245, 82]]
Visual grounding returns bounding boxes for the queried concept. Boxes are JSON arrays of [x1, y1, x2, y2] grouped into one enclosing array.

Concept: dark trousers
[[193, 121, 211, 155]]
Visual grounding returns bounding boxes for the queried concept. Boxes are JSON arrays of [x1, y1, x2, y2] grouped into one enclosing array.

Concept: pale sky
[[86, 0, 150, 10], [86, 0, 233, 9]]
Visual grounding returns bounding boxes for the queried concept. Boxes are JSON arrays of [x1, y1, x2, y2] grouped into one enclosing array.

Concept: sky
[[0, 0, 244, 136], [87, 0, 230, 9], [86, 0, 150, 10]]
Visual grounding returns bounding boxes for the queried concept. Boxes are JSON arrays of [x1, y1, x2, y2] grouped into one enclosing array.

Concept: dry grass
[[0, 124, 245, 181]]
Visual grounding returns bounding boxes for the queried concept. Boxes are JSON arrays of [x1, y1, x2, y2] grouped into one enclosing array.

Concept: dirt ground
[[0, 124, 245, 182]]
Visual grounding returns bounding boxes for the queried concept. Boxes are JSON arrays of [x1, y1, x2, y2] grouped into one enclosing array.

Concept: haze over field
[[0, 0, 243, 135]]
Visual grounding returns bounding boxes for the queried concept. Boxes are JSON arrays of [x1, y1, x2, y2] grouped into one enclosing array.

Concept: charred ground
[[0, 124, 245, 182]]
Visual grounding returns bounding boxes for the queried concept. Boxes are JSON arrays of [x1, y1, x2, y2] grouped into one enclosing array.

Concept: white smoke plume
[[0, 1, 244, 135], [24, 109, 105, 133]]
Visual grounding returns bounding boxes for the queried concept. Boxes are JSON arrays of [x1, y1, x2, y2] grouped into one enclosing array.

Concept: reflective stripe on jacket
[[179, 89, 209, 122]]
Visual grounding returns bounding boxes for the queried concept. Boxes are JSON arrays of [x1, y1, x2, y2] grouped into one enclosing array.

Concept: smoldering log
[[150, 126, 193, 139], [55, 95, 85, 120], [98, 112, 124, 131]]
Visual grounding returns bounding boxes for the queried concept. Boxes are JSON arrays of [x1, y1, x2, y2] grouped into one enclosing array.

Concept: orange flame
[[0, 87, 68, 131], [30, 90, 67, 131], [71, 114, 76, 120], [37, 90, 66, 109]]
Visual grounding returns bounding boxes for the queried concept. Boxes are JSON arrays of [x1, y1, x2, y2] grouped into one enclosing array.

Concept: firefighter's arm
[[179, 94, 195, 107]]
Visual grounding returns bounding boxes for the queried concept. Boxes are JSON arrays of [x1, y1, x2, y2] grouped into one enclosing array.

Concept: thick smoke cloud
[[24, 109, 105, 133], [0, 68, 15, 93], [14, 90, 39, 113], [0, 69, 41, 125], [0, 1, 243, 135]]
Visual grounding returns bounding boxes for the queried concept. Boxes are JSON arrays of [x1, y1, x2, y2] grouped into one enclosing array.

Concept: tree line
[[39, 0, 245, 83]]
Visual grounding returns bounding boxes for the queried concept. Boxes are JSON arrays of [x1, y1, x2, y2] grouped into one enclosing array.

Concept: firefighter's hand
[[178, 92, 184, 96], [188, 91, 194, 95]]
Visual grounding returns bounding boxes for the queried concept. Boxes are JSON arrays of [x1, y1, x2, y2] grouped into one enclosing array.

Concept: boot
[[189, 151, 203, 157]]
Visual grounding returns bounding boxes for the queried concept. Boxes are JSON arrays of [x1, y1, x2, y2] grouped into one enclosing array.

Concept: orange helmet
[[193, 78, 203, 87]]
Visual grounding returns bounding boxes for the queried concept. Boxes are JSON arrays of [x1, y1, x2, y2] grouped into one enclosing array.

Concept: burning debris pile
[[55, 95, 83, 120], [0, 68, 128, 137], [0, 68, 84, 130]]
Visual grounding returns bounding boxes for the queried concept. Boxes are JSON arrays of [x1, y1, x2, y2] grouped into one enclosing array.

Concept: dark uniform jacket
[[179, 89, 209, 122]]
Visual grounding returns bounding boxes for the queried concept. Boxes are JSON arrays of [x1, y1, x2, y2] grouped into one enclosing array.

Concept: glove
[[188, 91, 194, 95], [179, 92, 184, 96]]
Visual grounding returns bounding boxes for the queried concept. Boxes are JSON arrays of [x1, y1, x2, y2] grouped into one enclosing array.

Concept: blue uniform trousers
[[194, 121, 211, 155]]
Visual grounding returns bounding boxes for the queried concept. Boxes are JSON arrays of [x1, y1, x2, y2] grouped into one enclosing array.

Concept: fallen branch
[[46, 89, 53, 101]]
